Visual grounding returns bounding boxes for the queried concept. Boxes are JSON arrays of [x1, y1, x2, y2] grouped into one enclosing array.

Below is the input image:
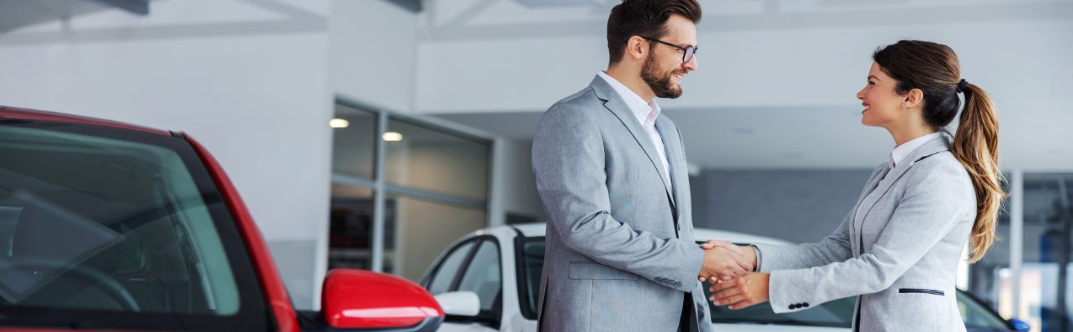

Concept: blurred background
[[0, 0, 1070, 330]]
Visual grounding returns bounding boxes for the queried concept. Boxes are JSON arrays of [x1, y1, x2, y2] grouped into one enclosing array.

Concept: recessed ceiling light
[[383, 132, 404, 142], [329, 118, 349, 128]]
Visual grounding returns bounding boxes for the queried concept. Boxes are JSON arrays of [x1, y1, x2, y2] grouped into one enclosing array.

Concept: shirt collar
[[597, 71, 661, 126], [890, 132, 945, 168]]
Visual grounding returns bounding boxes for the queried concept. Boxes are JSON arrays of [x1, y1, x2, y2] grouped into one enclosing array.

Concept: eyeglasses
[[641, 37, 698, 63]]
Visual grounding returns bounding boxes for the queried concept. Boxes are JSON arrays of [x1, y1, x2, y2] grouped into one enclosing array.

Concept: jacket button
[[788, 305, 796, 310], [803, 303, 810, 308]]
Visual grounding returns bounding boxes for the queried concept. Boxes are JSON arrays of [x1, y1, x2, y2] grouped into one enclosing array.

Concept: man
[[531, 1, 754, 331]]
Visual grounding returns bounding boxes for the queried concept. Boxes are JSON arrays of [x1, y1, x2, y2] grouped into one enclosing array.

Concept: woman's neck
[[888, 124, 937, 147]]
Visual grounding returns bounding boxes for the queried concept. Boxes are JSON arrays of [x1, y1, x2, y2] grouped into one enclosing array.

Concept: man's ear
[[625, 35, 649, 61]]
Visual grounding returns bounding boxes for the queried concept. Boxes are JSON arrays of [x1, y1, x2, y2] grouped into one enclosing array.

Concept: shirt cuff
[[749, 244, 762, 272]]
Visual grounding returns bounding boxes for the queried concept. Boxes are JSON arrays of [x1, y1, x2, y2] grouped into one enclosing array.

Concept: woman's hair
[[872, 40, 1005, 263]]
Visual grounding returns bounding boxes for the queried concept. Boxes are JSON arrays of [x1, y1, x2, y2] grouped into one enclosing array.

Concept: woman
[[704, 40, 1004, 331]]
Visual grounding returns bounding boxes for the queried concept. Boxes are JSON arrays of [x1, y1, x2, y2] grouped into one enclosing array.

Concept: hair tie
[[956, 79, 969, 93]]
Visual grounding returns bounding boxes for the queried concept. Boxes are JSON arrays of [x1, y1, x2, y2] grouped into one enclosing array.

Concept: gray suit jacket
[[532, 76, 712, 332], [755, 136, 975, 332]]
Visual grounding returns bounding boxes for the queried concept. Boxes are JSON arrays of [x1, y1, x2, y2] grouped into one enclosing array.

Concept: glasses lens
[[684, 47, 696, 63]]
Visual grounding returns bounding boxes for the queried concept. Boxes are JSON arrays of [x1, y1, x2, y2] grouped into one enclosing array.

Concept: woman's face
[[857, 62, 907, 128]]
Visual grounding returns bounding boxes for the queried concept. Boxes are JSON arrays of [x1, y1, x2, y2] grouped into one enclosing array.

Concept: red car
[[0, 106, 444, 332]]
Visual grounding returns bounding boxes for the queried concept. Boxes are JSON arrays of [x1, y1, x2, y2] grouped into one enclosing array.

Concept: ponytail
[[950, 82, 1006, 263]]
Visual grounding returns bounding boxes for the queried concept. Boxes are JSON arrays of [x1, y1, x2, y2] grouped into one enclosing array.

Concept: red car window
[[0, 121, 270, 331]]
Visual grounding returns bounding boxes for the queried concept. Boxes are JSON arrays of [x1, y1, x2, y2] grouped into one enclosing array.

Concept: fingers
[[701, 247, 749, 283], [709, 281, 756, 310], [720, 249, 748, 277], [700, 239, 718, 249], [711, 293, 746, 306], [728, 300, 759, 310], [723, 242, 744, 254], [701, 249, 736, 282], [700, 240, 742, 254], [731, 249, 755, 272], [709, 278, 738, 293], [710, 273, 770, 310]]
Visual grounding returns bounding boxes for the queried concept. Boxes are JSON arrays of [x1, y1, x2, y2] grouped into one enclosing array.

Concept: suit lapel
[[589, 76, 675, 203], [655, 115, 684, 219], [850, 164, 889, 255], [852, 137, 952, 236]]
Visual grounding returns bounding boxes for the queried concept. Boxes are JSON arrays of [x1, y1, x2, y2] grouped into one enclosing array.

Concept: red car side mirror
[[321, 269, 444, 332]]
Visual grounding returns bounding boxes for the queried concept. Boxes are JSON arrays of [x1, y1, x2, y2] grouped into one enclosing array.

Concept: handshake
[[697, 240, 755, 281], [697, 240, 771, 310]]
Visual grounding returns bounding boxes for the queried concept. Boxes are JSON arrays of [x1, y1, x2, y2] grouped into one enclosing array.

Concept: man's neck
[[605, 67, 655, 103]]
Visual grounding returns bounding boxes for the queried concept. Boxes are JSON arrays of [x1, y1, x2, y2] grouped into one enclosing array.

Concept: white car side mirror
[[434, 291, 480, 317]]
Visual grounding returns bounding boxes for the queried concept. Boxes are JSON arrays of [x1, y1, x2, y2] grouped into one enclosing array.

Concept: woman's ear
[[903, 88, 924, 109]]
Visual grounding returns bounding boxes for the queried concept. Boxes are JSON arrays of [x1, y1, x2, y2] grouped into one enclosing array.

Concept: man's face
[[641, 14, 699, 99]]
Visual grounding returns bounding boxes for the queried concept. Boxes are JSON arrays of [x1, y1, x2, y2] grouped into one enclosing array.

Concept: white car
[[421, 223, 1023, 332]]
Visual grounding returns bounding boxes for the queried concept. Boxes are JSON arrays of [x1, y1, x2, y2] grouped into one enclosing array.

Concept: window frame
[[422, 235, 502, 329], [422, 238, 478, 295]]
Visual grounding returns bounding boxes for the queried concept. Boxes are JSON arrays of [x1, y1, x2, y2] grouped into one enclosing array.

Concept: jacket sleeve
[[754, 165, 887, 272], [754, 210, 855, 272]]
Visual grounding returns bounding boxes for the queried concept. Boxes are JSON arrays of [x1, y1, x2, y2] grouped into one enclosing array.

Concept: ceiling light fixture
[[383, 132, 404, 142], [329, 118, 349, 128]]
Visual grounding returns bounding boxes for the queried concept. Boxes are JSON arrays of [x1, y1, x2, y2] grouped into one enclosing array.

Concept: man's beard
[[641, 55, 684, 99]]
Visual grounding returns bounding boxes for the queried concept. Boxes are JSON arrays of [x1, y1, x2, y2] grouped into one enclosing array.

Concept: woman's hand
[[709, 272, 770, 310]]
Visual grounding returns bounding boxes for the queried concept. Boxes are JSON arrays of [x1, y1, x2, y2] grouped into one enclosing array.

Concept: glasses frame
[[641, 36, 698, 63]]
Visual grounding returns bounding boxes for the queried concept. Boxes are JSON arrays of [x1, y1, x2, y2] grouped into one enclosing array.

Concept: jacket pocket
[[568, 262, 638, 280], [899, 288, 945, 296]]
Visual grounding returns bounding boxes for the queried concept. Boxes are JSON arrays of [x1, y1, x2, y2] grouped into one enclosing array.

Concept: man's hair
[[606, 0, 702, 64]]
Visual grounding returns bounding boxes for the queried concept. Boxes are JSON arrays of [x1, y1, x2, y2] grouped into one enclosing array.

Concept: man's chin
[[658, 86, 683, 99]]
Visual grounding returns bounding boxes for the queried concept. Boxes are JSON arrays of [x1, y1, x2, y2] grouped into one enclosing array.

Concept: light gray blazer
[[755, 136, 976, 332], [532, 76, 712, 332]]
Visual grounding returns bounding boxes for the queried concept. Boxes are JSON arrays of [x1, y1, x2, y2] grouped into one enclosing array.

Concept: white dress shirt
[[889, 132, 945, 169], [597, 71, 672, 187]]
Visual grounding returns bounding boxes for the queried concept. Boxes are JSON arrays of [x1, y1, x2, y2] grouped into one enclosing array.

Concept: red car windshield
[[0, 120, 270, 331]]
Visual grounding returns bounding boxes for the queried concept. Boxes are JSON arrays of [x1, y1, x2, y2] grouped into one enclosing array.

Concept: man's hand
[[698, 241, 752, 281], [699, 240, 755, 283], [709, 272, 770, 310]]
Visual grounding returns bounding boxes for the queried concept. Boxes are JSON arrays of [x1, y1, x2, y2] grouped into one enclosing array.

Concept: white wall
[[331, 0, 419, 113], [413, 0, 1073, 170], [0, 0, 332, 309]]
